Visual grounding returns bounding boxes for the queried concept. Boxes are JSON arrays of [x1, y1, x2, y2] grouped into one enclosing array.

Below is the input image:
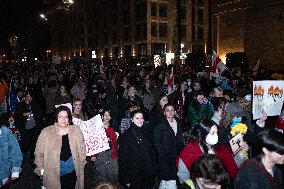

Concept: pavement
[[10, 158, 97, 189]]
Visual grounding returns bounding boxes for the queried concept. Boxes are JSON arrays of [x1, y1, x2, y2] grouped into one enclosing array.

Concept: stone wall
[[245, 2, 284, 71]]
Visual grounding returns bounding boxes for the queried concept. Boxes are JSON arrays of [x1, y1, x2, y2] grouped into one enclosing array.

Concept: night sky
[[0, 0, 50, 58]]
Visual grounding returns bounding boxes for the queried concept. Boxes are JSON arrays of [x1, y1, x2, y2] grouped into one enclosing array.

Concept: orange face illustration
[[254, 85, 265, 98], [268, 86, 283, 102]]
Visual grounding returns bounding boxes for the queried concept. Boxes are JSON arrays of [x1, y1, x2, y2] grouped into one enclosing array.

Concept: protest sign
[[73, 115, 110, 156], [253, 80, 284, 120], [229, 133, 245, 156], [55, 103, 73, 113]]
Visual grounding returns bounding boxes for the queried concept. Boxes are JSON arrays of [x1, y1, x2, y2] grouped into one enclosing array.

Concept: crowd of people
[[0, 59, 284, 189]]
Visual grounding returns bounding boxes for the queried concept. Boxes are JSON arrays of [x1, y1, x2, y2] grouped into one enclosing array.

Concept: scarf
[[105, 127, 118, 159]]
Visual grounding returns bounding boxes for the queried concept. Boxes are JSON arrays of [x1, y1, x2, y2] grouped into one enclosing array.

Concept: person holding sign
[[92, 108, 119, 183], [34, 106, 86, 189], [235, 130, 284, 189]]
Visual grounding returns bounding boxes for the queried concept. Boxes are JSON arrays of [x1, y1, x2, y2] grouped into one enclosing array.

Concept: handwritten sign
[[229, 133, 245, 156], [55, 103, 73, 113], [253, 80, 284, 120], [73, 115, 110, 156]]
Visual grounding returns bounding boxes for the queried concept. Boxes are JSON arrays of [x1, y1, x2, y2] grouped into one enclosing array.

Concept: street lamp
[[40, 14, 48, 21]]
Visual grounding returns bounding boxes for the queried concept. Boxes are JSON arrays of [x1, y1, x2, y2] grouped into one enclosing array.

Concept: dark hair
[[190, 118, 218, 153], [73, 97, 82, 104], [94, 181, 118, 189], [127, 100, 140, 110], [54, 105, 73, 125], [190, 154, 230, 187], [0, 113, 9, 127], [130, 109, 144, 119], [100, 107, 111, 117], [158, 92, 168, 101], [163, 103, 175, 111], [211, 97, 228, 113], [191, 80, 201, 89], [100, 108, 112, 122], [223, 89, 234, 102], [255, 130, 284, 159]]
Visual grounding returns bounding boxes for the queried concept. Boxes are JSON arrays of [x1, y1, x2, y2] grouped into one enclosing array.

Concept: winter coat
[[235, 159, 284, 189], [187, 103, 213, 129], [0, 126, 23, 187], [14, 100, 43, 132], [119, 124, 157, 185], [34, 125, 86, 189], [153, 118, 184, 180], [177, 140, 238, 183]]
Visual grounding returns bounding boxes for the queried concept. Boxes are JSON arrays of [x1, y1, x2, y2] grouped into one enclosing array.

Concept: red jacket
[[0, 80, 8, 103], [177, 140, 238, 180]]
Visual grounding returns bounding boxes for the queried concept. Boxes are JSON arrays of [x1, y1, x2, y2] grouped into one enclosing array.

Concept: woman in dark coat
[[118, 110, 157, 189], [235, 130, 284, 189], [153, 103, 184, 188]]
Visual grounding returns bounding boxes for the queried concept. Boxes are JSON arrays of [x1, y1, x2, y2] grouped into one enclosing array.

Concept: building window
[[159, 23, 167, 37], [104, 48, 108, 57], [151, 43, 166, 55], [141, 1, 147, 18], [123, 10, 129, 24], [124, 27, 130, 41], [181, 6, 186, 20], [197, 26, 204, 39], [159, 3, 167, 17], [198, 9, 204, 23], [192, 7, 195, 23], [125, 45, 131, 57], [135, 4, 141, 19], [151, 2, 158, 17], [181, 25, 186, 39], [104, 32, 108, 43], [112, 31, 117, 43], [192, 26, 196, 40], [113, 46, 119, 58], [151, 22, 158, 37], [135, 24, 141, 40], [197, 0, 204, 6], [138, 43, 147, 56], [142, 23, 147, 40]]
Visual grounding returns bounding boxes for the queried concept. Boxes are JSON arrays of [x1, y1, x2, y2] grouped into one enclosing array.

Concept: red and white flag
[[167, 67, 174, 88], [167, 67, 175, 95], [211, 50, 227, 74]]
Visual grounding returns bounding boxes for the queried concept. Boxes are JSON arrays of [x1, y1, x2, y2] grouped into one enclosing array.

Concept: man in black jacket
[[14, 90, 43, 161]]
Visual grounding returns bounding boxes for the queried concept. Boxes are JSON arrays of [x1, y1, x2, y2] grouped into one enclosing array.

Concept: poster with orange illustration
[[253, 81, 284, 120]]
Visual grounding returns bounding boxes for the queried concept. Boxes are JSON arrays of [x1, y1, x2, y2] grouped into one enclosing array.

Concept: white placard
[[229, 133, 245, 156], [73, 115, 110, 156], [252, 80, 284, 120], [154, 55, 161, 68], [166, 53, 175, 65]]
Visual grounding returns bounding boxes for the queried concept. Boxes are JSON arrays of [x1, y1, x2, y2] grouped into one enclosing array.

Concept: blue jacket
[[0, 126, 23, 184]]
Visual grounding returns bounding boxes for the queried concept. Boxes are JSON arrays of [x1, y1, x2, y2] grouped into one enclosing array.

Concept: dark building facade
[[48, 0, 210, 59], [47, 0, 284, 70], [213, 0, 284, 70]]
